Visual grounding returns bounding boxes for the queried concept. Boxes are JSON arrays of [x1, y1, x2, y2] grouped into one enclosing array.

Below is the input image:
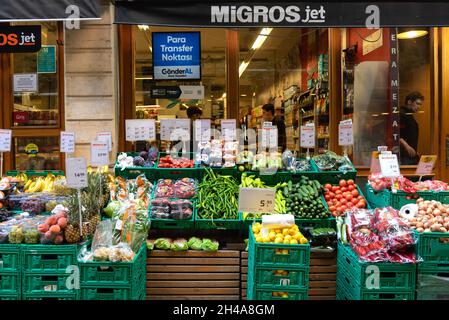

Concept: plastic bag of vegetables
[[187, 237, 202, 250], [154, 238, 172, 250], [201, 238, 219, 252], [171, 238, 189, 251]]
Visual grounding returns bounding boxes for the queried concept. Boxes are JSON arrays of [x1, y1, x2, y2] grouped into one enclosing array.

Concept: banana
[[26, 181, 35, 193], [24, 179, 33, 191]]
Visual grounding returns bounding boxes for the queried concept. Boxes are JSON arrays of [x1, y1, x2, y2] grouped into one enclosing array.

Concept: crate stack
[[0, 245, 21, 300], [21, 244, 80, 300], [247, 227, 310, 300], [336, 243, 416, 300], [79, 244, 146, 300], [416, 232, 449, 300]]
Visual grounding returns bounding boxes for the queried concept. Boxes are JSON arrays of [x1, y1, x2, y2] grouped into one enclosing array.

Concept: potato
[[431, 223, 443, 232], [424, 222, 432, 229], [434, 209, 442, 216], [416, 222, 424, 228]]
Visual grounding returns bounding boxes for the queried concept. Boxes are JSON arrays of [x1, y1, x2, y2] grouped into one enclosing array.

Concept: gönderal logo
[[152, 32, 201, 80]]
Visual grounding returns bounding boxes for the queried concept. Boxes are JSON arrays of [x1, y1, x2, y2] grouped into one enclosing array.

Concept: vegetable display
[[407, 199, 449, 233], [150, 199, 193, 220], [313, 151, 353, 172], [158, 155, 194, 168], [252, 222, 308, 244], [323, 179, 367, 217], [148, 237, 219, 252], [196, 169, 239, 220]]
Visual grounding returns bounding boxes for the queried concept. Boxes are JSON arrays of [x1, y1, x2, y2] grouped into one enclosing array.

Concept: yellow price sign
[[416, 155, 437, 175]]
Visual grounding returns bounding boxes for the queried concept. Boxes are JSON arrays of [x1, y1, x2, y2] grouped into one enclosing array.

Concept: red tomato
[[336, 194, 343, 201], [324, 195, 331, 201], [339, 180, 347, 187], [347, 202, 353, 208], [357, 195, 364, 200], [328, 192, 335, 198], [347, 179, 355, 185], [351, 198, 359, 205], [340, 199, 347, 205], [336, 206, 342, 213], [329, 206, 336, 212], [341, 187, 347, 192], [360, 200, 366, 207], [348, 185, 355, 191], [332, 186, 339, 192], [332, 212, 337, 217], [324, 183, 332, 191], [340, 205, 347, 212], [335, 190, 342, 195], [345, 194, 353, 201], [351, 190, 359, 197]]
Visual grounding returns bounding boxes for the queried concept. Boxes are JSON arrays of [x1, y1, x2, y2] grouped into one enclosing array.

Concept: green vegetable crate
[[0, 293, 20, 300], [336, 242, 416, 300], [22, 273, 77, 296], [416, 262, 449, 300], [21, 244, 80, 273], [155, 152, 199, 180], [0, 272, 21, 296], [439, 191, 449, 204], [79, 243, 146, 300], [416, 231, 449, 264], [22, 293, 78, 300], [365, 183, 437, 210], [290, 158, 320, 181], [0, 244, 21, 272], [195, 213, 241, 230], [114, 152, 158, 180]]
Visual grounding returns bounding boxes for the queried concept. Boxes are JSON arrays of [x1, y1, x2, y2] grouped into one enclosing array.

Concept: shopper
[[262, 103, 286, 151], [399, 91, 424, 165]]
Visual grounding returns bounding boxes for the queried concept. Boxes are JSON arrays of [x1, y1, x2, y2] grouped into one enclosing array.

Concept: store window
[[15, 137, 60, 170]]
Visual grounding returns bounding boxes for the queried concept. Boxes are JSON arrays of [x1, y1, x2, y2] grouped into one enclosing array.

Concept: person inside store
[[262, 103, 287, 151], [187, 106, 203, 153], [399, 91, 424, 165]]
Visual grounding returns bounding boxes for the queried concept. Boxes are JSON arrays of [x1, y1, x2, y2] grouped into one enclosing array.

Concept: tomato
[[332, 186, 339, 192], [341, 187, 347, 192], [339, 180, 347, 187], [336, 194, 343, 201], [340, 205, 347, 212], [359, 200, 366, 207], [340, 199, 347, 205], [328, 192, 335, 198], [348, 185, 355, 191], [324, 195, 331, 201], [332, 212, 337, 217], [347, 202, 353, 209], [351, 198, 359, 205], [324, 183, 332, 191], [329, 206, 336, 212], [347, 179, 355, 185], [345, 194, 353, 201], [351, 190, 359, 197], [335, 190, 342, 195], [357, 195, 364, 200], [336, 206, 342, 213]]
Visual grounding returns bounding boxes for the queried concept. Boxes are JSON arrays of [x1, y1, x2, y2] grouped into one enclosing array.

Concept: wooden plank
[[148, 250, 240, 258], [310, 259, 337, 266], [147, 273, 240, 281], [308, 295, 336, 300], [225, 243, 246, 250], [147, 295, 240, 300], [308, 288, 336, 296], [309, 281, 336, 288], [309, 273, 336, 281], [310, 266, 337, 273], [148, 257, 240, 265], [241, 251, 248, 259], [310, 252, 336, 259], [242, 282, 247, 289], [147, 280, 240, 288], [147, 288, 240, 295], [147, 265, 240, 273], [241, 267, 248, 273], [242, 274, 247, 281], [241, 259, 248, 267]]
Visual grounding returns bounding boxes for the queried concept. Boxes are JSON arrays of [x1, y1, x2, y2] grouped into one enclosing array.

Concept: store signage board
[[221, 119, 236, 141], [300, 125, 315, 148], [66, 157, 88, 189], [13, 73, 37, 93], [13, 111, 29, 124], [37, 45, 56, 73], [91, 141, 109, 167], [125, 119, 155, 141], [363, 29, 383, 56], [415, 155, 437, 176], [150, 85, 204, 99], [152, 32, 201, 80], [60, 132, 75, 154], [160, 119, 190, 141], [0, 130, 12, 152], [379, 153, 401, 178], [238, 188, 276, 214], [338, 120, 353, 146], [0, 26, 41, 53], [194, 119, 211, 142], [97, 132, 112, 152]]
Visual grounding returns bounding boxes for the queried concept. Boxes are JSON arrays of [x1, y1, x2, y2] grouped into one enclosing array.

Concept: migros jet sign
[[0, 26, 41, 53]]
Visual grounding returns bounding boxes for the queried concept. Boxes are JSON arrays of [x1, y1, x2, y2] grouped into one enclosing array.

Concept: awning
[[0, 0, 100, 22], [114, 1, 449, 27]]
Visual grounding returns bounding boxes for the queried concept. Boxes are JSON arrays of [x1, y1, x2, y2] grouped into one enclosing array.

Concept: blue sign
[[152, 32, 201, 80]]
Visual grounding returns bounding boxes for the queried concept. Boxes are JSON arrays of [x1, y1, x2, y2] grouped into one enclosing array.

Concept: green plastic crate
[[337, 243, 416, 292], [195, 216, 241, 230], [0, 244, 21, 272], [0, 293, 20, 300], [248, 227, 310, 268], [416, 231, 449, 264], [0, 272, 20, 294], [80, 285, 144, 300], [79, 244, 146, 287], [439, 191, 449, 204], [248, 266, 309, 289], [155, 152, 199, 179], [310, 159, 357, 185], [337, 278, 415, 300], [22, 273, 76, 295], [22, 293, 78, 300], [114, 152, 158, 180], [5, 170, 65, 177], [417, 262, 449, 294], [21, 244, 79, 273], [248, 287, 308, 300], [197, 166, 239, 180]]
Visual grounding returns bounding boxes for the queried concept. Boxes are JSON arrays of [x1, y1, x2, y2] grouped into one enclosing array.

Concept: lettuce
[[171, 238, 189, 251], [146, 239, 155, 251], [103, 201, 121, 218], [154, 238, 172, 250], [201, 238, 219, 252], [187, 237, 202, 250]]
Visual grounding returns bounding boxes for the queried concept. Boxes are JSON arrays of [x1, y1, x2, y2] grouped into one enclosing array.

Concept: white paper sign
[[415, 155, 437, 176], [91, 141, 109, 166], [60, 132, 75, 154], [66, 157, 88, 189], [194, 119, 211, 142], [238, 188, 276, 214], [300, 125, 315, 148], [379, 153, 401, 178], [97, 132, 112, 152], [125, 119, 155, 141], [13, 73, 37, 92], [179, 85, 205, 99], [160, 119, 190, 141], [260, 127, 278, 149], [0, 130, 12, 152], [339, 120, 354, 146], [221, 119, 236, 141]]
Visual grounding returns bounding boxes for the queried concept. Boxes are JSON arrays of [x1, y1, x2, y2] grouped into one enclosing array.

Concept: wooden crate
[[241, 251, 248, 300], [147, 250, 241, 300], [308, 251, 337, 300]]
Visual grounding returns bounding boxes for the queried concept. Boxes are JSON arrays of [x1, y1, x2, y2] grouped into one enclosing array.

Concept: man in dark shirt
[[262, 103, 286, 151], [399, 92, 424, 165]]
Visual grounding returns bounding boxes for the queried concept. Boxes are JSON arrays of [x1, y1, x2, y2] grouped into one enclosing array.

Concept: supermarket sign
[[152, 32, 201, 80], [0, 26, 41, 53]]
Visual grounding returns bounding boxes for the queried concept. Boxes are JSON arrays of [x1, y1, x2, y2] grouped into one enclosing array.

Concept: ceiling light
[[253, 92, 256, 97], [149, 45, 152, 52], [222, 93, 227, 99], [251, 27, 273, 50], [397, 29, 428, 40], [241, 94, 247, 97], [239, 61, 249, 77], [138, 25, 150, 31]]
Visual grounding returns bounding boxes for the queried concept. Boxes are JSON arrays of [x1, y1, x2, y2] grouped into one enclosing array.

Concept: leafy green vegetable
[[103, 201, 121, 218], [171, 238, 189, 251], [187, 237, 202, 250], [201, 238, 219, 252], [146, 239, 155, 250], [154, 238, 172, 250]]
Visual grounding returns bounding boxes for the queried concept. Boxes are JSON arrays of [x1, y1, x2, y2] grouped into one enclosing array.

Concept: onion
[[440, 227, 448, 233], [417, 227, 424, 233]]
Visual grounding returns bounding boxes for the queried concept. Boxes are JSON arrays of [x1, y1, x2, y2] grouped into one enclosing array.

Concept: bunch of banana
[[16, 172, 29, 184], [24, 174, 57, 193]]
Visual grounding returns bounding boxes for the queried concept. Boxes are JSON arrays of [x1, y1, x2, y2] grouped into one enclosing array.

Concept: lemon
[[276, 233, 283, 239], [282, 249, 289, 255], [272, 292, 279, 297], [290, 239, 299, 244], [255, 236, 263, 242], [252, 226, 259, 234], [284, 235, 292, 241], [275, 229, 281, 234], [283, 239, 290, 244], [263, 236, 270, 243], [281, 293, 289, 298], [293, 234, 301, 241], [274, 237, 283, 244], [300, 237, 308, 244], [282, 228, 290, 236], [289, 229, 297, 236], [282, 271, 289, 276]]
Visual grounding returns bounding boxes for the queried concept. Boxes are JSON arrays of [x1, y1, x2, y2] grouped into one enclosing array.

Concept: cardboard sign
[[194, 119, 211, 142], [379, 153, 401, 178], [160, 119, 190, 141], [300, 125, 315, 148], [97, 132, 112, 152], [125, 119, 156, 141], [338, 120, 353, 146], [91, 141, 109, 166], [416, 155, 437, 176], [238, 188, 276, 214], [0, 130, 12, 152], [60, 131, 75, 154], [66, 157, 88, 189], [221, 119, 236, 141]]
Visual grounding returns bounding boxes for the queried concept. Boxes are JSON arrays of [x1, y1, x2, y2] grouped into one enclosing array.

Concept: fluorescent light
[[251, 27, 273, 50], [241, 94, 247, 97], [138, 25, 149, 31], [253, 92, 256, 97], [135, 76, 153, 80], [239, 61, 249, 77], [397, 30, 428, 40], [381, 112, 389, 115], [149, 45, 152, 52], [222, 93, 227, 99]]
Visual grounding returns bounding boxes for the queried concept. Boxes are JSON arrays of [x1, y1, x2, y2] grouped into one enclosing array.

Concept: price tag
[[260, 127, 278, 149], [221, 119, 236, 141], [370, 151, 381, 174], [125, 119, 156, 141], [300, 125, 315, 148], [194, 119, 211, 142], [379, 153, 401, 178], [160, 119, 190, 141], [115, 219, 123, 231], [416, 155, 437, 176], [378, 146, 388, 152], [90, 141, 109, 166], [60, 132, 75, 154], [238, 188, 276, 214], [338, 120, 353, 146], [66, 157, 88, 189], [97, 131, 112, 152], [0, 130, 12, 152]]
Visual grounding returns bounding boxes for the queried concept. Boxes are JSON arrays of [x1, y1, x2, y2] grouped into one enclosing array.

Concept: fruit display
[[368, 173, 449, 193], [323, 179, 367, 217], [116, 151, 157, 170], [7, 193, 67, 213], [236, 151, 255, 172], [158, 155, 195, 168], [38, 207, 68, 245], [313, 151, 354, 171], [21, 174, 65, 193], [251, 222, 308, 244], [406, 198, 449, 233], [150, 199, 193, 220], [147, 237, 219, 252]]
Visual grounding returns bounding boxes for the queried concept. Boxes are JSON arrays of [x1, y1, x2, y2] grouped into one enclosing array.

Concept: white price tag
[[338, 120, 353, 146], [60, 132, 75, 154], [91, 141, 109, 166], [194, 119, 211, 142], [0, 130, 12, 152], [160, 119, 190, 141], [260, 127, 278, 149], [416, 155, 437, 176], [115, 219, 123, 231], [125, 119, 156, 142], [66, 157, 88, 189], [221, 119, 236, 141], [97, 131, 112, 152], [379, 153, 401, 178], [300, 125, 315, 148], [238, 188, 276, 214]]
